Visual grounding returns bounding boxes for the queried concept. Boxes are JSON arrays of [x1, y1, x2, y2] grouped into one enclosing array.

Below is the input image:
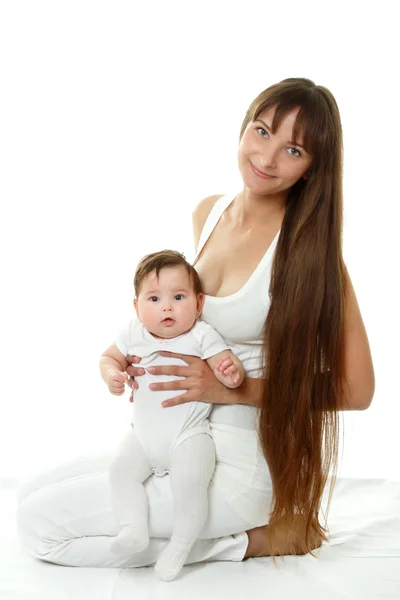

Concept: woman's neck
[[230, 189, 286, 230]]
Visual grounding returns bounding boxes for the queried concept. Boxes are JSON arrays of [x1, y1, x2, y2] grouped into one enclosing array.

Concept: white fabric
[[199, 191, 278, 434], [196, 191, 279, 520], [115, 317, 231, 362], [6, 478, 400, 597], [109, 429, 153, 554], [115, 319, 229, 473], [111, 317, 239, 578], [16, 452, 250, 567], [154, 434, 216, 580], [198, 191, 280, 377], [109, 430, 217, 580]]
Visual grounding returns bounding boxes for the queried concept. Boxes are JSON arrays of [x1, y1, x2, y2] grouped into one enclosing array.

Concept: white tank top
[[193, 192, 279, 520], [194, 191, 281, 429]]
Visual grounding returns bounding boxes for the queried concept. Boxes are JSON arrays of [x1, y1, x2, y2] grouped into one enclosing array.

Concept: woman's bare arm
[[339, 268, 375, 410]]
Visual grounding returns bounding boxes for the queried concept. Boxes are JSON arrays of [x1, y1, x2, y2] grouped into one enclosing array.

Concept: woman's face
[[238, 106, 313, 197]]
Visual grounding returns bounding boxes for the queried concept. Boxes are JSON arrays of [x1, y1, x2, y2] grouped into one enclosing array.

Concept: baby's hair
[[134, 249, 203, 297]]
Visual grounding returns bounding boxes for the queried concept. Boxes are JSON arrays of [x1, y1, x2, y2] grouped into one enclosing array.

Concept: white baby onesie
[[112, 318, 232, 580], [115, 319, 230, 475]]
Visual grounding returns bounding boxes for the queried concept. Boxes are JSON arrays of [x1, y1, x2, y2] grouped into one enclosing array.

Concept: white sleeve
[[193, 320, 231, 360], [114, 319, 140, 356]]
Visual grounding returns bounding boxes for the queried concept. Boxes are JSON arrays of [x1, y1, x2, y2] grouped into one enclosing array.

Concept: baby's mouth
[[162, 318, 175, 325]]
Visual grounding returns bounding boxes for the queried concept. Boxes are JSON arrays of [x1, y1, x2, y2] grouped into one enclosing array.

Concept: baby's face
[[134, 266, 203, 339]]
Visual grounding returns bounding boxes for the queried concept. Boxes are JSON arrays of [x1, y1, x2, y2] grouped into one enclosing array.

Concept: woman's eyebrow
[[256, 118, 272, 131], [256, 118, 305, 149]]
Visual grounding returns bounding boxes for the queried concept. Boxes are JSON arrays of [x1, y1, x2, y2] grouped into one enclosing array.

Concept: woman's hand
[[145, 351, 233, 407], [126, 355, 144, 403]]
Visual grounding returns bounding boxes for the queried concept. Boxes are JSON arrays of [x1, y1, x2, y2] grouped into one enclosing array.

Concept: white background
[[0, 1, 398, 482]]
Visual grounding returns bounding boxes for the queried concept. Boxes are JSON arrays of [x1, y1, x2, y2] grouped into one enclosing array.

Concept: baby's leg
[[109, 428, 152, 554], [155, 433, 215, 581]]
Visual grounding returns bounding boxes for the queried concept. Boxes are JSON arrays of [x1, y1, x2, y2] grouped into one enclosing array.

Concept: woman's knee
[[17, 489, 58, 560], [17, 471, 76, 561]]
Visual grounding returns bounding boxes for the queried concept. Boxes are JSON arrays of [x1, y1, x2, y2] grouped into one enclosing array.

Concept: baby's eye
[[174, 294, 184, 300], [150, 296, 159, 302]]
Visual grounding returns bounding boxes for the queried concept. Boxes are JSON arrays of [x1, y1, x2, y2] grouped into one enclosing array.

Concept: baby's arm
[[206, 350, 245, 389], [100, 343, 129, 395]]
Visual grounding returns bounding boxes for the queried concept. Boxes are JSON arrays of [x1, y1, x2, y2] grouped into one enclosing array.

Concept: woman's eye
[[288, 147, 301, 157], [257, 127, 268, 137], [174, 295, 183, 300]]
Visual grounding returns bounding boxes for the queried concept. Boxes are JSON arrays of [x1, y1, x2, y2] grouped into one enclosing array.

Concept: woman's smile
[[249, 160, 277, 179]]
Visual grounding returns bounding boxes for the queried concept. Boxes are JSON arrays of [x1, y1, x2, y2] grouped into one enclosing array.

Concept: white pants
[[109, 429, 216, 556], [17, 449, 255, 567]]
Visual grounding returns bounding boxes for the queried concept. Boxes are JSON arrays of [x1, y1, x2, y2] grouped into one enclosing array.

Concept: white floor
[[1, 478, 400, 600]]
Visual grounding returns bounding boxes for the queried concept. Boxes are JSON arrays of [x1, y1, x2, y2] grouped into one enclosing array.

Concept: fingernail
[[161, 402, 168, 407], [147, 367, 155, 373], [138, 369, 145, 375], [149, 384, 156, 390]]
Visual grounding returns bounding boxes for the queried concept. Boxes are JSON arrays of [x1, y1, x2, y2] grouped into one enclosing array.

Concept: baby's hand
[[213, 358, 243, 389], [107, 371, 129, 396]]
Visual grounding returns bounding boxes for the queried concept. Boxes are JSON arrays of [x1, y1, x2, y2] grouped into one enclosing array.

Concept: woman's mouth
[[249, 161, 276, 179]]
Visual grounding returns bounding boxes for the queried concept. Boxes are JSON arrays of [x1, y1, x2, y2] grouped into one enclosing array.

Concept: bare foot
[[244, 519, 323, 559], [244, 525, 271, 559]]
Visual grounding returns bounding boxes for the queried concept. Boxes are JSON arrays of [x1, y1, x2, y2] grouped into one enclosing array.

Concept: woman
[[17, 77, 375, 567]]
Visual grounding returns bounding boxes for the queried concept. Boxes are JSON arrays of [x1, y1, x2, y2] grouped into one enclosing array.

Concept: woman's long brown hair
[[239, 78, 348, 555]]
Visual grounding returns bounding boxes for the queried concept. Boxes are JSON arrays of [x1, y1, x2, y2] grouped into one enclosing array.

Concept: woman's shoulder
[[192, 193, 224, 250]]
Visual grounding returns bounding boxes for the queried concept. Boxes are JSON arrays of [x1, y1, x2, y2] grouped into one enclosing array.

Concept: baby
[[100, 249, 245, 581]]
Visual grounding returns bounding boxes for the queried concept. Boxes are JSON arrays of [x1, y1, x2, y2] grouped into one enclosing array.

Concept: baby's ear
[[133, 298, 139, 316], [196, 293, 205, 316]]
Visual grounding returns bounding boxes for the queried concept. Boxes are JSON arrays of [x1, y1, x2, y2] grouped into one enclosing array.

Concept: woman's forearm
[[226, 376, 263, 407]]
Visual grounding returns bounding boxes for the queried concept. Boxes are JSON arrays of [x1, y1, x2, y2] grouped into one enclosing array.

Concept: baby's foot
[[155, 537, 193, 581], [110, 525, 149, 555]]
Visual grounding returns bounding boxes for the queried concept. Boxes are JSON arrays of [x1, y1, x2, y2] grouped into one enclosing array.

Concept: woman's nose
[[259, 145, 277, 170]]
